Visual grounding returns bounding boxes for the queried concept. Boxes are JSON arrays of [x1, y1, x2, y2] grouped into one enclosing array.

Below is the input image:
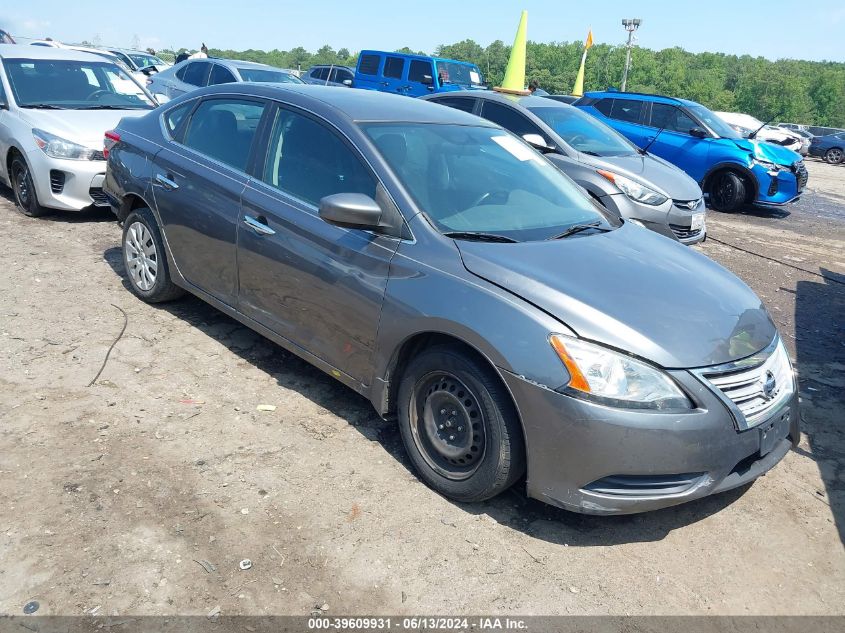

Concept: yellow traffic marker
[[495, 10, 530, 96], [572, 29, 594, 97]]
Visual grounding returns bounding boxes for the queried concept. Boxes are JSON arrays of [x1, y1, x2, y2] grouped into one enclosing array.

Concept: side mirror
[[421, 74, 434, 86], [522, 133, 555, 153], [689, 127, 707, 139], [319, 193, 386, 229], [342, 79, 352, 87]]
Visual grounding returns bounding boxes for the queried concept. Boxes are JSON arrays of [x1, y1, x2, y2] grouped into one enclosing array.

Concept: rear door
[[407, 59, 435, 96], [151, 96, 268, 306], [237, 104, 400, 383]]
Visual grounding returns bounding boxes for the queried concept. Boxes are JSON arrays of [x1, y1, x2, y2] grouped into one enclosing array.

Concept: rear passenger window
[[408, 60, 433, 83], [383, 56, 404, 79], [182, 99, 265, 171], [182, 62, 210, 87], [262, 109, 376, 207], [609, 99, 643, 124], [316, 67, 330, 80], [358, 54, 380, 75], [594, 99, 613, 116], [432, 97, 475, 113], [208, 64, 236, 86]]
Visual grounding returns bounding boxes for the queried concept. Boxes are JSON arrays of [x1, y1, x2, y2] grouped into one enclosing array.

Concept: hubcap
[[124, 221, 158, 291], [828, 149, 843, 163], [410, 372, 486, 480]]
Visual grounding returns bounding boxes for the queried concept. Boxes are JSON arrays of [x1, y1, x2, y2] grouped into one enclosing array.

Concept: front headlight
[[32, 129, 99, 160], [550, 333, 692, 410], [597, 170, 668, 206]]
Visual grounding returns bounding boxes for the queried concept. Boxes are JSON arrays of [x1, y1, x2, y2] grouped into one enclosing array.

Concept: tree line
[[160, 39, 845, 127]]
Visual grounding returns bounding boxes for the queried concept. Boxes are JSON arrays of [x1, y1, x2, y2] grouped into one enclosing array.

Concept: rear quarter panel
[[103, 115, 161, 220]]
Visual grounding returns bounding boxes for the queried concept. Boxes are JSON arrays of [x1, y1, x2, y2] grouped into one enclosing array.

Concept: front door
[[151, 96, 268, 305], [237, 105, 399, 383], [646, 103, 712, 182]]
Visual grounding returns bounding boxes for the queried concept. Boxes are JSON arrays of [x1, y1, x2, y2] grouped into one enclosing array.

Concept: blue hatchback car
[[576, 91, 807, 212]]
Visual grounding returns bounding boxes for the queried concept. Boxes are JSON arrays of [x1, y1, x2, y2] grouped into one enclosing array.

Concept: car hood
[[16, 108, 149, 150], [456, 223, 776, 369], [578, 151, 702, 200], [729, 137, 801, 166]]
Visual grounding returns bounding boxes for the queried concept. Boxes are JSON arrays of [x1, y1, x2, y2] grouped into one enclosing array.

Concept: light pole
[[620, 18, 641, 92]]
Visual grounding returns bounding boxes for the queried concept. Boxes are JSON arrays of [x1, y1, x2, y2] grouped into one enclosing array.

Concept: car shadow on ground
[[103, 245, 755, 547], [706, 202, 791, 220], [0, 186, 113, 223], [795, 267, 845, 546]]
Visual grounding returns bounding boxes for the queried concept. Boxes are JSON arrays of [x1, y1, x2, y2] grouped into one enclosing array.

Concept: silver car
[[146, 58, 303, 101], [424, 91, 706, 244], [0, 44, 156, 216], [104, 85, 798, 515]]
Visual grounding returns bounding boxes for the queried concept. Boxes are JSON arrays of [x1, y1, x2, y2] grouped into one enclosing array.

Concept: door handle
[[154, 173, 178, 190], [243, 214, 275, 236]]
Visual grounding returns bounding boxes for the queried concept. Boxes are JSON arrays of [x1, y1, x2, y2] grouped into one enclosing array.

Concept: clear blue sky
[[4, 0, 844, 62]]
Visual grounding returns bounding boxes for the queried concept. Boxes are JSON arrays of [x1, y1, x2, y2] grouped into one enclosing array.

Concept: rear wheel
[[122, 207, 185, 303], [10, 155, 49, 217], [397, 345, 525, 502], [708, 171, 746, 212], [824, 148, 844, 164]]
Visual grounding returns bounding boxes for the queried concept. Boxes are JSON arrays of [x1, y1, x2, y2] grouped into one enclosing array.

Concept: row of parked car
[[0, 42, 801, 516]]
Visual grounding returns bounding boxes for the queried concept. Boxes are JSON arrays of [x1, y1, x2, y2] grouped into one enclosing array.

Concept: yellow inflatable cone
[[495, 10, 530, 96], [572, 29, 593, 97]]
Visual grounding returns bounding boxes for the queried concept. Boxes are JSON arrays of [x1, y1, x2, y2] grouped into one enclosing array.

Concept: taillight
[[103, 130, 120, 160]]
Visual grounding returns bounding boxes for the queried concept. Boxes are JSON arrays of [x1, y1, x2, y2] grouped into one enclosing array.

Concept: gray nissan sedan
[[103, 85, 798, 515]]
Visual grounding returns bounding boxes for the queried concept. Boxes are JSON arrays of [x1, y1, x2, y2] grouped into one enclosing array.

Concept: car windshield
[[687, 104, 741, 139], [435, 61, 484, 87], [527, 105, 637, 156], [363, 123, 611, 242], [128, 53, 165, 69], [4, 58, 155, 109], [237, 67, 303, 83]]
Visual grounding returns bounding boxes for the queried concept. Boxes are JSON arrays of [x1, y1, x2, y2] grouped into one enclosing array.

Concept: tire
[[397, 345, 526, 502], [10, 154, 50, 217], [121, 207, 185, 303], [824, 148, 844, 164], [708, 171, 747, 212]]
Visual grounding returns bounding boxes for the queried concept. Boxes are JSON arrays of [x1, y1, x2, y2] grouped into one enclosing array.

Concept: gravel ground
[[0, 159, 843, 617]]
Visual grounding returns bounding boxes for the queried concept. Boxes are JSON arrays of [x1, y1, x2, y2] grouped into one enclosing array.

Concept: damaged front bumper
[[501, 369, 799, 515]]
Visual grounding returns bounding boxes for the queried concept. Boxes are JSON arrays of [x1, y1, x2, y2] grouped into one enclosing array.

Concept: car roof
[[191, 84, 496, 126], [423, 90, 572, 110], [0, 43, 113, 62], [209, 58, 292, 72], [583, 90, 699, 107]]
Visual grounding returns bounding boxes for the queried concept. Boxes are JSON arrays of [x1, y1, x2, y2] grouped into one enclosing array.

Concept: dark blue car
[[808, 132, 845, 164], [576, 91, 807, 212]]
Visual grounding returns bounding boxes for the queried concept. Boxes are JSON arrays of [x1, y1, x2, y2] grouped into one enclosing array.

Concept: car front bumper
[[501, 368, 799, 515], [751, 162, 806, 206], [25, 148, 108, 212], [601, 193, 706, 245]]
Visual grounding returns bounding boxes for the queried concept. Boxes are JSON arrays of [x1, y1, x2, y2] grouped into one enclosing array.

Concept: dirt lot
[[0, 160, 843, 617]]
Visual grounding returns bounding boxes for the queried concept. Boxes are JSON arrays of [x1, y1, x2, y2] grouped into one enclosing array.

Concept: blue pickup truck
[[353, 50, 486, 97]]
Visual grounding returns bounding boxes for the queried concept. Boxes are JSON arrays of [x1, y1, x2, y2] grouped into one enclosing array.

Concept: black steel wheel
[[397, 345, 525, 502], [10, 155, 49, 217]]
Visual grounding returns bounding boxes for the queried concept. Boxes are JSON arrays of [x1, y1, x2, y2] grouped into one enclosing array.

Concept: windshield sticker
[[492, 135, 541, 162], [469, 70, 481, 84]]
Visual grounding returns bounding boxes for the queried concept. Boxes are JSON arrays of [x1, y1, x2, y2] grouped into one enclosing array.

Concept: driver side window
[[650, 103, 697, 134]]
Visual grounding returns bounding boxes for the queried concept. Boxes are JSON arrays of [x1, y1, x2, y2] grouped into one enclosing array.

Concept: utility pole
[[620, 18, 641, 92]]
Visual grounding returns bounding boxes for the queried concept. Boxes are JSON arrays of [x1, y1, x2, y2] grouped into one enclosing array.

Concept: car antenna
[[641, 124, 666, 155], [749, 111, 783, 140]]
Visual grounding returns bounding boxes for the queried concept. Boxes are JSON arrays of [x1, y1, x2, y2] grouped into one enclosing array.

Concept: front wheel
[[397, 345, 525, 502], [122, 207, 185, 303], [10, 155, 49, 217], [708, 171, 747, 212], [824, 148, 844, 164]]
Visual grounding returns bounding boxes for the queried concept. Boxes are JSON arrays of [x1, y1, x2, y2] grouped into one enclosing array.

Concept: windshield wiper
[[547, 221, 611, 240], [76, 104, 150, 110], [580, 150, 602, 157], [442, 231, 518, 243], [21, 103, 67, 109]]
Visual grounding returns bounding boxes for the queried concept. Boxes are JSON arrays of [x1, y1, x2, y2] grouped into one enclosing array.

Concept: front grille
[[91, 150, 106, 161], [672, 198, 703, 211], [792, 160, 808, 191], [697, 338, 794, 430], [669, 224, 702, 240], [49, 170, 65, 193], [88, 187, 109, 207], [583, 472, 705, 497]]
